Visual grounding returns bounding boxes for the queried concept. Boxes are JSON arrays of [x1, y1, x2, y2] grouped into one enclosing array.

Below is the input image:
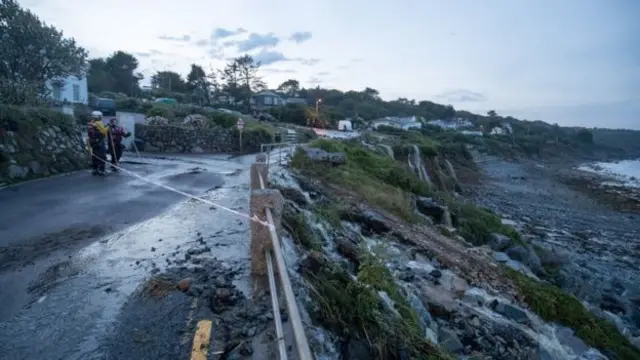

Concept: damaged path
[[0, 154, 262, 360]]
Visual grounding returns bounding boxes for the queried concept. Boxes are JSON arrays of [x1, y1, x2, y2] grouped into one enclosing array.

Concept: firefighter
[[87, 111, 109, 176], [107, 117, 131, 171]]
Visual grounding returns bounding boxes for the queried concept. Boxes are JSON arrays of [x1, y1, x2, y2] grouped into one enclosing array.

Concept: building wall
[[46, 75, 89, 105]]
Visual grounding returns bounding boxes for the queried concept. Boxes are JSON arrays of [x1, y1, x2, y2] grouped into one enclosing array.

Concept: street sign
[[236, 118, 244, 131]]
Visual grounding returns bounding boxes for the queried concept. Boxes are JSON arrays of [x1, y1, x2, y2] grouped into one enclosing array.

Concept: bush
[[146, 104, 175, 120], [454, 203, 520, 246], [0, 105, 75, 134], [73, 104, 92, 124]]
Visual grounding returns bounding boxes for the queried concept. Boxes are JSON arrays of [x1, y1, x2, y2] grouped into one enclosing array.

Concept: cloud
[[317, 71, 330, 76], [308, 76, 322, 85], [289, 31, 312, 44], [253, 50, 288, 66], [195, 39, 209, 47], [296, 58, 320, 66], [235, 33, 280, 52], [158, 34, 191, 42], [435, 89, 487, 102], [262, 68, 298, 74], [134, 49, 163, 58], [211, 27, 247, 40]]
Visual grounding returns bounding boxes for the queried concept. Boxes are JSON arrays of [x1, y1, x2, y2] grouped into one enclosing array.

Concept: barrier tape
[[84, 145, 274, 230]]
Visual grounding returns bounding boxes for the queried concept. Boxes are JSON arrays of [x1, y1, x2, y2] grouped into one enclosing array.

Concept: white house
[[338, 120, 353, 131], [427, 118, 473, 130], [46, 75, 88, 105]]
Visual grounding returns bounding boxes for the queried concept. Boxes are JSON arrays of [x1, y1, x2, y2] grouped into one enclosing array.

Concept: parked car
[[95, 98, 116, 116]]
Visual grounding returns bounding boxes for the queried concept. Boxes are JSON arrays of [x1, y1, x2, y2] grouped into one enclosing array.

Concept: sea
[[578, 159, 640, 188]]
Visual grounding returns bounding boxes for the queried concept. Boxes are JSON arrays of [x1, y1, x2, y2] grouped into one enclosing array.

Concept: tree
[[487, 110, 497, 117], [235, 55, 265, 110], [186, 64, 211, 105], [278, 79, 300, 97], [221, 55, 265, 110], [220, 59, 241, 101], [87, 58, 115, 94], [0, 0, 88, 104], [151, 71, 187, 93], [363, 87, 380, 100], [104, 51, 142, 96]]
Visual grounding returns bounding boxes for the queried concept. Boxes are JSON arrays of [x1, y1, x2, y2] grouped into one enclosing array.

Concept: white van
[[338, 120, 353, 132]]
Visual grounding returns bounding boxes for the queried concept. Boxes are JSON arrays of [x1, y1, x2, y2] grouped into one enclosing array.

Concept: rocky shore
[[469, 158, 640, 352]]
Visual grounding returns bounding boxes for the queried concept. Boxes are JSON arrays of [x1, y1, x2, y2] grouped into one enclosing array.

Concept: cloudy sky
[[21, 0, 640, 129]]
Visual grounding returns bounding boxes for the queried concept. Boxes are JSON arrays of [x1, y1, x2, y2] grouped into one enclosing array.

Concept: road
[[0, 153, 256, 360]]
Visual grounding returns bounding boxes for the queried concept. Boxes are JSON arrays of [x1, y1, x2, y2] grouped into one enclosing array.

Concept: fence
[[249, 151, 312, 360]]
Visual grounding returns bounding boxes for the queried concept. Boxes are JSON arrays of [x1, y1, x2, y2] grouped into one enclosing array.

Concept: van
[[95, 98, 116, 116]]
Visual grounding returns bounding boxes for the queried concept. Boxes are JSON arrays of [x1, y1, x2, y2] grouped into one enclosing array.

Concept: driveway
[[0, 153, 255, 359]]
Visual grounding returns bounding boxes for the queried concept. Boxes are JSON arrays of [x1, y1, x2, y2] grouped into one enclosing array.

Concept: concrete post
[[250, 162, 268, 190], [250, 189, 284, 275]]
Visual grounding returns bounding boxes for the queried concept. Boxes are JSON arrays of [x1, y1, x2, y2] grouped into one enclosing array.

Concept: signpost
[[237, 118, 244, 153]]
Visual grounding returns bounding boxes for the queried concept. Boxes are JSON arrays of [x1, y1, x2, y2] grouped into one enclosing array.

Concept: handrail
[[257, 161, 313, 360]]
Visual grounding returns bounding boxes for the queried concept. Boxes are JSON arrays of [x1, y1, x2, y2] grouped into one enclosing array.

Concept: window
[[73, 84, 80, 102], [52, 85, 61, 101], [263, 96, 273, 105]]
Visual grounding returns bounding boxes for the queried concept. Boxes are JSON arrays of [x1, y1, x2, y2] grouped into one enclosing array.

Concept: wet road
[[0, 153, 255, 359]]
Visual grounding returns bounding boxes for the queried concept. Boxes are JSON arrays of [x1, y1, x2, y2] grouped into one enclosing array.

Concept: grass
[[282, 211, 321, 251], [291, 139, 429, 221], [304, 252, 451, 360], [450, 201, 521, 246], [505, 269, 640, 360]]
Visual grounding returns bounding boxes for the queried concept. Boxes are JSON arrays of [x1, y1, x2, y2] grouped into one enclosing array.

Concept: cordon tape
[[85, 144, 274, 230]]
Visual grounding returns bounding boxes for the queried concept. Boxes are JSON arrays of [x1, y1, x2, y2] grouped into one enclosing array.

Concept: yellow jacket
[[91, 120, 109, 136]]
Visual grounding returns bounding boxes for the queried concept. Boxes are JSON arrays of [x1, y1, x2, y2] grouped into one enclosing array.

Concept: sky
[[20, 0, 640, 129]]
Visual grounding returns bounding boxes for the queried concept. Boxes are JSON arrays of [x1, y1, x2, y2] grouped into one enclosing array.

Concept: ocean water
[[578, 159, 640, 188]]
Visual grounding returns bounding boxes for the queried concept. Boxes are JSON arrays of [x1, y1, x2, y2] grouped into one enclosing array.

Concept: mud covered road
[[0, 153, 260, 359]]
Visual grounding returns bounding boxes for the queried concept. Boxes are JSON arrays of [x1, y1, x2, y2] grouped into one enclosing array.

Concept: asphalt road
[[0, 153, 255, 360]]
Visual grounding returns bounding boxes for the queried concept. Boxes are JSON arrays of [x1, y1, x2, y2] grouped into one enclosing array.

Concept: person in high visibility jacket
[[87, 111, 109, 176], [107, 117, 131, 171]]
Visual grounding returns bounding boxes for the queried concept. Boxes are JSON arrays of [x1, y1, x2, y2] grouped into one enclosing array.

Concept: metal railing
[[260, 142, 306, 167], [257, 166, 313, 360]]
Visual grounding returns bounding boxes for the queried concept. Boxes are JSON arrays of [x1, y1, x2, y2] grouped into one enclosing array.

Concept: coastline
[[468, 157, 640, 346]]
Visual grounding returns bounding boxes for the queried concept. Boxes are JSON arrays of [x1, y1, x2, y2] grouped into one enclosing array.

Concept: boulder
[[335, 237, 361, 265], [489, 300, 529, 323], [415, 197, 449, 224], [438, 328, 464, 353], [341, 209, 390, 234], [488, 233, 512, 251], [300, 147, 346, 166]]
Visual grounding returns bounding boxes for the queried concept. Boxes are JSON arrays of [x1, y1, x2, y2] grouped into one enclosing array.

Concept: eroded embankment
[[265, 140, 639, 360]]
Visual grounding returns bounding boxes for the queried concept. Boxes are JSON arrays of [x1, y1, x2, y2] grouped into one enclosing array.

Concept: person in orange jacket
[[87, 111, 109, 176], [107, 117, 131, 171]]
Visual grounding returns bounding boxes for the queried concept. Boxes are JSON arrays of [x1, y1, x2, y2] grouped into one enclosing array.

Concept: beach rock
[[342, 209, 390, 234], [438, 328, 464, 353], [490, 300, 529, 323], [494, 252, 510, 263], [415, 197, 449, 224], [488, 233, 512, 251]]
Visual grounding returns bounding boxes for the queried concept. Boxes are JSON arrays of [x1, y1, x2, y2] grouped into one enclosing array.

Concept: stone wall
[[135, 123, 271, 154], [0, 125, 88, 185]]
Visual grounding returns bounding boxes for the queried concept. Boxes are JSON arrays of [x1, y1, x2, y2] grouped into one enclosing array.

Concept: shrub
[[146, 104, 175, 120], [0, 104, 74, 134]]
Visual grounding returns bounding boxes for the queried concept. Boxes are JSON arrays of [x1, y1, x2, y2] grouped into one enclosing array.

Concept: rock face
[[135, 123, 267, 153], [0, 126, 88, 184]]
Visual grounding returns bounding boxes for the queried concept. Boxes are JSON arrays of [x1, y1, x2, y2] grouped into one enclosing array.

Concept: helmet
[[91, 111, 103, 119]]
